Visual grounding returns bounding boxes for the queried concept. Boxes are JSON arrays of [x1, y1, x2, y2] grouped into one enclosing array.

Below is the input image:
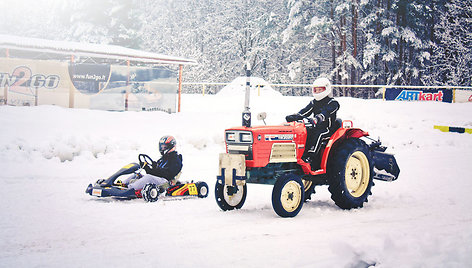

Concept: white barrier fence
[[181, 82, 472, 103], [2, 79, 472, 109]]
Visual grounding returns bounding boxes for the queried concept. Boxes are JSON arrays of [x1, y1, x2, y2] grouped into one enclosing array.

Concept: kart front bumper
[[85, 184, 137, 198]]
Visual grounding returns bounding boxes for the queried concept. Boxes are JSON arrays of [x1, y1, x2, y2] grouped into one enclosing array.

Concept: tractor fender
[[319, 128, 369, 171]]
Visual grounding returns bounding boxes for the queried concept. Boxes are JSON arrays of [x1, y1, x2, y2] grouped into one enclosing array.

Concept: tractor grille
[[269, 143, 297, 163], [226, 144, 253, 160]]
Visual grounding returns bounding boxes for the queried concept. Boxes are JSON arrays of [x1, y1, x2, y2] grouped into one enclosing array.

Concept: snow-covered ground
[[1, 83, 472, 267]]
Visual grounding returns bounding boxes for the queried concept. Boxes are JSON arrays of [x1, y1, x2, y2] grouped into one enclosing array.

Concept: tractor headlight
[[226, 132, 236, 142], [240, 132, 253, 143]]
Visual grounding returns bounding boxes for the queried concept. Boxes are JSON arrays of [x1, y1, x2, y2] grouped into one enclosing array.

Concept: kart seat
[[170, 171, 182, 185], [175, 171, 182, 181]]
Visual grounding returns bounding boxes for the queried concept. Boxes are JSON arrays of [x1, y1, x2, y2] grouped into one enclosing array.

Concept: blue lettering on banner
[[386, 88, 453, 103], [395, 90, 444, 101]]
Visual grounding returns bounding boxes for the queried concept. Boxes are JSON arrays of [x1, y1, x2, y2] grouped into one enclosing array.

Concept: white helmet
[[312, 77, 332, 101]]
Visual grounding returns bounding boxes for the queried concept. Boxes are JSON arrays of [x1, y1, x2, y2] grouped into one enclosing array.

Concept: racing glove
[[314, 113, 325, 124], [304, 118, 316, 128], [285, 114, 303, 122]]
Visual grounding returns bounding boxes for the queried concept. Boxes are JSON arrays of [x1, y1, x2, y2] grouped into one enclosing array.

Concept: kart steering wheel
[[138, 154, 154, 168]]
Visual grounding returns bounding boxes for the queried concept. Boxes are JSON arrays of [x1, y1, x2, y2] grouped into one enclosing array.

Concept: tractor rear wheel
[[327, 138, 373, 209], [302, 179, 315, 202], [215, 182, 247, 211], [272, 174, 305, 217]]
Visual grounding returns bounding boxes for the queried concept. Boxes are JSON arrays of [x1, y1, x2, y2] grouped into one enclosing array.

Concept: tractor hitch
[[371, 150, 400, 181]]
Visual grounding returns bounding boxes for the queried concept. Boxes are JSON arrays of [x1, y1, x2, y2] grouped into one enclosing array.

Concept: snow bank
[[217, 76, 282, 97]]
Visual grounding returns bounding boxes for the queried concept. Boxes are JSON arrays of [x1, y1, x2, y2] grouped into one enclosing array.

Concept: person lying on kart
[[122, 135, 183, 192], [285, 77, 340, 167]]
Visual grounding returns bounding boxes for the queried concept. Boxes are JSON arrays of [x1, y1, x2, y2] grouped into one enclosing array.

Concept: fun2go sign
[[0, 66, 60, 95]]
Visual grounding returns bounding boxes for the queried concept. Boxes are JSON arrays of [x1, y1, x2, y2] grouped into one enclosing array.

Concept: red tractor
[[215, 115, 400, 217]]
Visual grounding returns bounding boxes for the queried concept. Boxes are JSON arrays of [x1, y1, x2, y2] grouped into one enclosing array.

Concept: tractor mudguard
[[318, 128, 369, 172]]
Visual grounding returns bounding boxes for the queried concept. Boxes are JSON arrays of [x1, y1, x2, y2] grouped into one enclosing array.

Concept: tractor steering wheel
[[138, 154, 154, 168]]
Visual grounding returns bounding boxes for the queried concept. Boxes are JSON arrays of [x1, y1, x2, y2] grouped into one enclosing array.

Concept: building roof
[[0, 34, 197, 66]]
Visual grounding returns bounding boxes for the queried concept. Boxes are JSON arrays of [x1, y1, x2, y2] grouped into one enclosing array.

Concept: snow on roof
[[0, 34, 197, 65]]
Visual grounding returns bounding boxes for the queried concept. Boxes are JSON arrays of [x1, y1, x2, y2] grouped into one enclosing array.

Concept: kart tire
[[197, 182, 209, 198], [327, 138, 374, 209], [142, 183, 160, 202], [272, 174, 305, 218], [215, 182, 247, 211]]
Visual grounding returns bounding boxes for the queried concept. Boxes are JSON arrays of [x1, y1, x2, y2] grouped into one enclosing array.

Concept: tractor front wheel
[[215, 182, 247, 211], [272, 174, 305, 217]]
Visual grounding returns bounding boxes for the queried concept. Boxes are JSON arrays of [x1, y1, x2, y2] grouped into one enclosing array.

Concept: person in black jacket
[[123, 135, 183, 190], [286, 78, 339, 167]]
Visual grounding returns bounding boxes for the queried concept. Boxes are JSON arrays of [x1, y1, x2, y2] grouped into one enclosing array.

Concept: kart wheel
[[197, 182, 209, 198], [142, 183, 160, 202], [272, 174, 305, 218], [215, 182, 247, 211], [327, 138, 373, 209]]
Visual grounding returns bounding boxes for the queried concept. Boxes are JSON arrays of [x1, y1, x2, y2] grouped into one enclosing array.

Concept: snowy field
[[1, 82, 472, 267]]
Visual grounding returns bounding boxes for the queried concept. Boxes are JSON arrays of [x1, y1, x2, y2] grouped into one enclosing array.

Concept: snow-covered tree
[[2, 0, 471, 94], [428, 0, 472, 86], [360, 0, 431, 86]]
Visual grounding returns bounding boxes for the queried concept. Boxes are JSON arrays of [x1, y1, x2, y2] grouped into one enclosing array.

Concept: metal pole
[[244, 62, 251, 110], [242, 62, 251, 127], [125, 60, 130, 111], [3, 49, 8, 105], [69, 55, 75, 108], [178, 64, 183, 112], [35, 88, 38, 106]]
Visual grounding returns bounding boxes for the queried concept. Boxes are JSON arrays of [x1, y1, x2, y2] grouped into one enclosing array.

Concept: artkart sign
[[384, 88, 453, 103]]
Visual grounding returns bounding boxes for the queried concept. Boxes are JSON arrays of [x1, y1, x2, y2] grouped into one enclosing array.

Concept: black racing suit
[[144, 151, 183, 181], [286, 97, 340, 165]]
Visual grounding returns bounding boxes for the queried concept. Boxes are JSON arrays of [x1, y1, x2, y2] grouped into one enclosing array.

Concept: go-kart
[[85, 154, 209, 202]]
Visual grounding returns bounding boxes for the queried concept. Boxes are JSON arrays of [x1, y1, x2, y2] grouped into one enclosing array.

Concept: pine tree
[[429, 0, 472, 86]]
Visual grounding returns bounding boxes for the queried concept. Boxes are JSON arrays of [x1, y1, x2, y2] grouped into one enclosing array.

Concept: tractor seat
[[329, 118, 343, 135]]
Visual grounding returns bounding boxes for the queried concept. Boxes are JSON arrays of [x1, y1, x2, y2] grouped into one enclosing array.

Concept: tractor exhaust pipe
[[242, 62, 252, 127]]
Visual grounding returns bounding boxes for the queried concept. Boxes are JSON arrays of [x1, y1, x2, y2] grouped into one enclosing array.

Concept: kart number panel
[[92, 189, 103, 197]]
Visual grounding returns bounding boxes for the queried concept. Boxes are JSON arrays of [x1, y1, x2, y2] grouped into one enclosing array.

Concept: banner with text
[[0, 58, 178, 112], [454, 89, 472, 103], [384, 88, 453, 103]]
